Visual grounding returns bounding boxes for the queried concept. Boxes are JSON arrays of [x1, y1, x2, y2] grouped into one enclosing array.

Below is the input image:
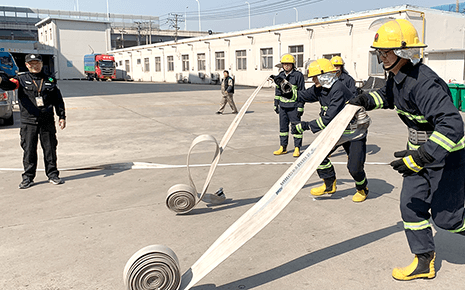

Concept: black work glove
[[291, 121, 310, 135], [348, 94, 370, 109], [274, 105, 279, 114], [390, 147, 434, 176]]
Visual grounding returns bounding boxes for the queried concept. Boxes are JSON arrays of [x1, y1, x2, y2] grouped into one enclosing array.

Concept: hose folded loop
[[165, 77, 270, 214]]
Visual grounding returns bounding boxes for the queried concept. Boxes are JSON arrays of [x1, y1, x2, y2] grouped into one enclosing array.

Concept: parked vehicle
[[84, 54, 116, 81], [0, 51, 19, 77], [0, 88, 14, 126]]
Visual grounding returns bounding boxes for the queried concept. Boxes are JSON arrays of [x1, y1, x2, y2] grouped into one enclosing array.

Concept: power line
[[159, 0, 323, 23]]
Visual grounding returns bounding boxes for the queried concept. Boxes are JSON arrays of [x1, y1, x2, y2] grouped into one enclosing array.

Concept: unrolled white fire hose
[[166, 77, 270, 214], [124, 104, 362, 290]]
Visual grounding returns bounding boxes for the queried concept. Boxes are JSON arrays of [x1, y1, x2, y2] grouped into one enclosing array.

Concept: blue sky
[[6, 0, 456, 32]]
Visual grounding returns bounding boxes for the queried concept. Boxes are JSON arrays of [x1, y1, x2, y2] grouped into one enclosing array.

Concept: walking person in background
[[216, 70, 238, 115]]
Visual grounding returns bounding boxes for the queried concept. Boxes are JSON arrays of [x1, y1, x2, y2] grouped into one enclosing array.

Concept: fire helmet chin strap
[[383, 56, 402, 71]]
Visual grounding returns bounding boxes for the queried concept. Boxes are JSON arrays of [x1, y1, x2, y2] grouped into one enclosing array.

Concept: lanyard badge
[[33, 79, 44, 107]]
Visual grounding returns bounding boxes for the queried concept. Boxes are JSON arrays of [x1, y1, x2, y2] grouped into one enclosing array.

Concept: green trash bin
[[448, 83, 461, 110]]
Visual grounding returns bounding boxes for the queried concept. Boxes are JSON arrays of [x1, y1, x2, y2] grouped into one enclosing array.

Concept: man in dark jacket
[[0, 53, 66, 189], [216, 70, 238, 114], [272, 54, 305, 157], [349, 19, 465, 280], [292, 58, 369, 202], [331, 56, 357, 96]]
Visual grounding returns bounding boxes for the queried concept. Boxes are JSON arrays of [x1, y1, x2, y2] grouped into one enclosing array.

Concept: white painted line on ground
[[0, 161, 389, 172]]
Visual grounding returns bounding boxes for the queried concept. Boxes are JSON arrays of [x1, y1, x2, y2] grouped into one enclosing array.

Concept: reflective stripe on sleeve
[[449, 218, 465, 233], [429, 131, 457, 152], [451, 137, 465, 152], [298, 107, 304, 112], [275, 95, 280, 100], [316, 117, 326, 130], [404, 220, 431, 231], [296, 124, 304, 134], [403, 155, 423, 172], [395, 106, 428, 123], [369, 91, 383, 109]]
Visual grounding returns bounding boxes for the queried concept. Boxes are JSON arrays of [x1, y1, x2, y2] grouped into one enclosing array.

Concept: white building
[[36, 17, 112, 79], [110, 5, 465, 86]]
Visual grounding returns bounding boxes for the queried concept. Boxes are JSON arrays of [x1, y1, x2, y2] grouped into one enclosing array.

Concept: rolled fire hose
[[124, 104, 362, 290], [166, 77, 270, 214]]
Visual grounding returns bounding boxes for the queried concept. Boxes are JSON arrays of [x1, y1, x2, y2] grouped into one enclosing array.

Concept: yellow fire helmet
[[281, 54, 296, 64], [308, 58, 337, 78], [330, 56, 344, 66], [372, 19, 426, 49]]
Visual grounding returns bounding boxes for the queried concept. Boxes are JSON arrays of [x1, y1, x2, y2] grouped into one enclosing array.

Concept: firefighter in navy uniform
[[349, 19, 465, 280], [292, 58, 369, 202], [272, 54, 305, 157], [331, 56, 357, 96], [0, 53, 66, 189]]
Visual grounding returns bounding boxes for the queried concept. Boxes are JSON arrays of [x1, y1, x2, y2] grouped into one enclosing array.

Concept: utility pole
[[135, 21, 142, 46], [167, 13, 184, 42], [457, 0, 460, 12]]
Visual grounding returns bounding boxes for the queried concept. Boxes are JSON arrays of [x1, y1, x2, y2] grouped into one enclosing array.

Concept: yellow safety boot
[[352, 188, 369, 202], [392, 251, 436, 281], [273, 146, 287, 155], [311, 178, 336, 196], [293, 147, 300, 157]]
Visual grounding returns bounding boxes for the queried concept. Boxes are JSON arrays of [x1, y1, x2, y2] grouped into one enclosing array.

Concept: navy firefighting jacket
[[363, 62, 464, 164], [338, 69, 357, 96], [274, 69, 306, 110], [297, 79, 353, 133]]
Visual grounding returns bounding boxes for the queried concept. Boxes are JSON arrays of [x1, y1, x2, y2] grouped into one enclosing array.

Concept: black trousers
[[317, 137, 368, 190], [279, 106, 302, 148], [20, 122, 59, 180], [400, 149, 465, 254]]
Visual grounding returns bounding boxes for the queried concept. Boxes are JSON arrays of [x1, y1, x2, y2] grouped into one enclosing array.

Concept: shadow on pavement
[[190, 221, 404, 290], [433, 226, 465, 272], [184, 196, 262, 216]]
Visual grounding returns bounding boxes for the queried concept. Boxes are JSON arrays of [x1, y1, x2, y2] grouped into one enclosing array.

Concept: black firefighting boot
[[310, 177, 336, 196], [392, 251, 436, 281]]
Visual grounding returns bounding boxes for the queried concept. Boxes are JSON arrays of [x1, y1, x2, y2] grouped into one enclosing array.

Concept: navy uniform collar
[[393, 61, 416, 84]]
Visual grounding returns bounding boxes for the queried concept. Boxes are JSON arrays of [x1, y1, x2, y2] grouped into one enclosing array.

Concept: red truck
[[84, 54, 116, 81]]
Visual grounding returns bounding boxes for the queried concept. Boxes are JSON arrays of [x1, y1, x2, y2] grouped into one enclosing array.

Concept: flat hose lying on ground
[[166, 77, 270, 214], [124, 104, 362, 290]]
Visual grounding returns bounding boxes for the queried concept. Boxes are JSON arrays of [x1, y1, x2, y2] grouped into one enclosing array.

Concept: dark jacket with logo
[[0, 71, 65, 125]]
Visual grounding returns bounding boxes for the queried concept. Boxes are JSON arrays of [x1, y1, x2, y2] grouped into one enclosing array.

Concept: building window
[[182, 54, 189, 71], [155, 57, 161, 72], [167, 56, 174, 71], [197, 53, 206, 71], [125, 60, 130, 73], [369, 51, 385, 76], [289, 45, 304, 68], [49, 28, 52, 42], [215, 51, 225, 71], [236, 50, 247, 71], [323, 53, 341, 60], [119, 60, 123, 66], [45, 30, 47, 42], [136, 58, 141, 65], [260, 48, 273, 70], [144, 57, 150, 72]]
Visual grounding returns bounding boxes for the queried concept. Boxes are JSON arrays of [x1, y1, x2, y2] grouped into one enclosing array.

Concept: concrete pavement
[[0, 81, 464, 290]]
